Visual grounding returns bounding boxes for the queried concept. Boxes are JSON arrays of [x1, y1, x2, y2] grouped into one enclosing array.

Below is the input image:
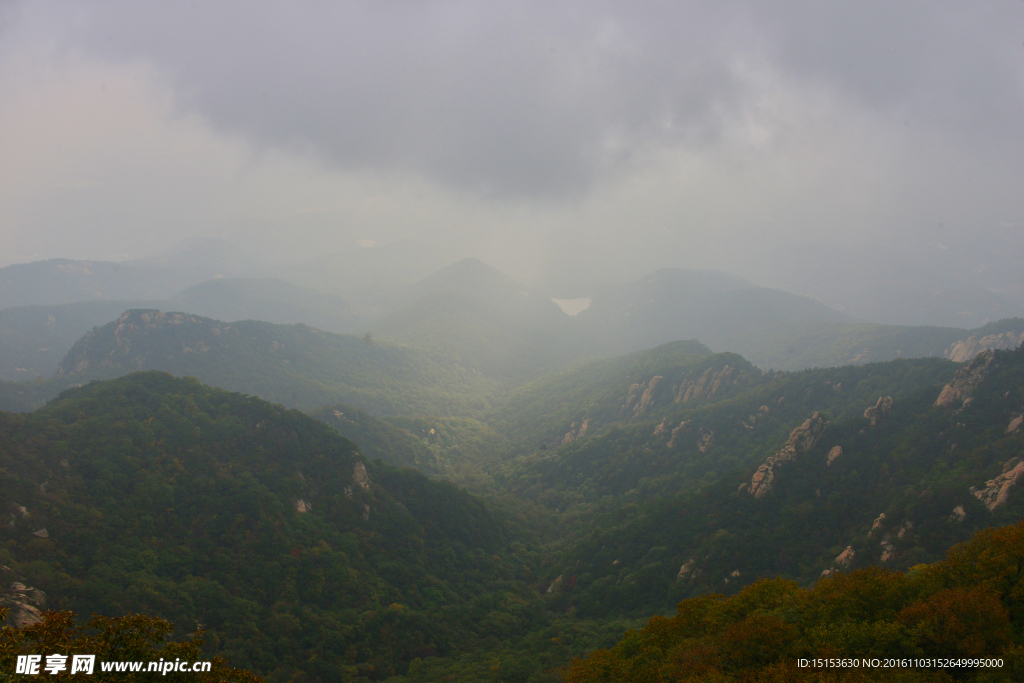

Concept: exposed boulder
[[676, 559, 696, 580], [697, 428, 715, 453], [949, 505, 966, 523], [826, 445, 843, 466], [1008, 415, 1023, 434], [666, 420, 688, 448], [295, 499, 312, 513], [748, 412, 828, 498], [880, 539, 895, 563], [835, 546, 854, 567], [970, 458, 1024, 511], [352, 462, 371, 491], [935, 351, 995, 408], [863, 397, 893, 426], [946, 330, 1024, 363], [562, 419, 590, 444], [0, 566, 46, 628]]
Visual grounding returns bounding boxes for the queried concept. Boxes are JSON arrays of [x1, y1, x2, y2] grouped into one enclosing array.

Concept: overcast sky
[[2, 0, 1023, 298]]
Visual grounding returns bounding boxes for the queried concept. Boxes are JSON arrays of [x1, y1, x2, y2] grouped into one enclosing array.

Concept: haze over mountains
[[3, 242, 1023, 389], [3, 243, 1024, 682], [5, 3, 1024, 680]]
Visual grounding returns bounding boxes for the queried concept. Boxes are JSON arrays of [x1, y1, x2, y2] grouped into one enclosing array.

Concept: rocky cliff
[[935, 350, 994, 408], [0, 565, 46, 628], [745, 412, 828, 498], [946, 330, 1024, 363], [970, 457, 1024, 511]]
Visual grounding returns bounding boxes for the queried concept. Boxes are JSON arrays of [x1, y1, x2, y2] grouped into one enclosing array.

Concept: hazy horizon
[[2, 1, 1023, 317]]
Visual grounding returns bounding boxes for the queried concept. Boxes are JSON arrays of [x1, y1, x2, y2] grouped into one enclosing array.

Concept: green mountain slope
[[55, 309, 499, 417], [514, 346, 1024, 619], [0, 372, 536, 680], [490, 339, 717, 450]]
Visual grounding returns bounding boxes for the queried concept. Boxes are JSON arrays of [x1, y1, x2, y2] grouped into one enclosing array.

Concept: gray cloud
[[14, 0, 1017, 200], [2, 0, 1023, 311]]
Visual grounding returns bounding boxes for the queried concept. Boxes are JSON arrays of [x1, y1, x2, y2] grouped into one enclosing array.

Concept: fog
[[2, 0, 1023, 319]]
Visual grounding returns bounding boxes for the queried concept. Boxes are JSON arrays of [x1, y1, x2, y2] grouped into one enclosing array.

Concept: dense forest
[[563, 520, 1024, 682], [0, 290, 1022, 681]]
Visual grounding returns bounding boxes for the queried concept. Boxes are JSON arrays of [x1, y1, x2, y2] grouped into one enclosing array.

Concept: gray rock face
[[748, 412, 828, 498]]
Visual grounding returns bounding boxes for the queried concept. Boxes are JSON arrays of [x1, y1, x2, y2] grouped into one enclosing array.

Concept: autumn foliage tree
[[561, 520, 1024, 682], [0, 609, 262, 682]]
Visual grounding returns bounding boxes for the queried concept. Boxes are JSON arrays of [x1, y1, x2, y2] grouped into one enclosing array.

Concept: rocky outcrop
[[970, 457, 1024, 511], [880, 539, 895, 563], [676, 559, 696, 580], [748, 412, 828, 498], [352, 462, 371, 491], [674, 365, 736, 404], [835, 546, 854, 567], [949, 505, 966, 522], [621, 376, 665, 417], [0, 566, 46, 628], [621, 365, 746, 418], [697, 428, 715, 453], [826, 446, 843, 466], [637, 377, 663, 414], [666, 421, 688, 448], [879, 522, 912, 562], [863, 397, 892, 426], [1008, 415, 1023, 434], [562, 419, 590, 444], [295, 499, 312, 513], [946, 330, 1024, 363], [935, 351, 995, 408]]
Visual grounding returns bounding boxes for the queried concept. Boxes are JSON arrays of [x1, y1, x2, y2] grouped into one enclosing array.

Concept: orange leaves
[[897, 587, 1011, 659]]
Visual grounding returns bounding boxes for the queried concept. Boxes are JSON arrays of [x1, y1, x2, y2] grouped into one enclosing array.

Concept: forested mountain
[[52, 309, 499, 417], [505, 345, 1024, 623], [3, 257, 1023, 388], [0, 372, 537, 680], [2, 256, 1024, 682]]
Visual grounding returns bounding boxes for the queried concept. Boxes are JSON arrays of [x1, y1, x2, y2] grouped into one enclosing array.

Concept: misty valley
[[1, 254, 1024, 682]]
